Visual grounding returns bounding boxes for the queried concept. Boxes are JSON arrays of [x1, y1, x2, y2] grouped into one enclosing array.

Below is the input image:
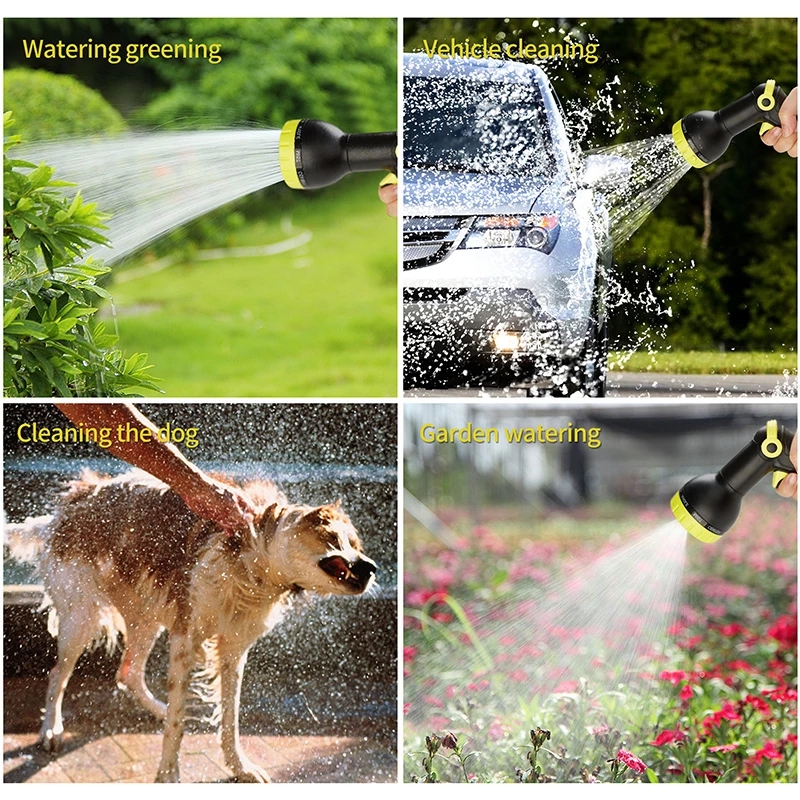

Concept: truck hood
[[404, 167, 557, 216]]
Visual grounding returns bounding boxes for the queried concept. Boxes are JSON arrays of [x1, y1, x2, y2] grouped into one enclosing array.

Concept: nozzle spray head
[[671, 420, 796, 543], [279, 119, 397, 190], [672, 80, 788, 168]]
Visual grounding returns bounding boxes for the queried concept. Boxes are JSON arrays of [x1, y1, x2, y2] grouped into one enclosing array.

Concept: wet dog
[[9, 469, 376, 782]]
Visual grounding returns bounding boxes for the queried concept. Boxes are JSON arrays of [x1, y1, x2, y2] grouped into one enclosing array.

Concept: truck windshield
[[404, 75, 556, 178]]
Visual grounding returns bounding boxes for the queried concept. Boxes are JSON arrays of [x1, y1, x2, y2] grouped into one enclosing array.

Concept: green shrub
[[3, 68, 126, 141], [3, 112, 159, 396]]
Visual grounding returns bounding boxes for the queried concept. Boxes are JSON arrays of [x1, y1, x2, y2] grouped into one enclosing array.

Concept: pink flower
[[487, 720, 506, 742], [403, 645, 418, 662], [679, 684, 694, 701], [617, 748, 647, 773], [424, 695, 444, 708], [708, 744, 739, 753]]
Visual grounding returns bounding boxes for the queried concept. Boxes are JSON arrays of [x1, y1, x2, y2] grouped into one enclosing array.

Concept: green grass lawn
[[609, 350, 797, 375], [107, 175, 396, 397]]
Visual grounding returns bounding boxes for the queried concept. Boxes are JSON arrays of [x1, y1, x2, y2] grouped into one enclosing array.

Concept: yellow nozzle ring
[[279, 119, 304, 190], [672, 119, 707, 169], [757, 79, 776, 111], [670, 491, 721, 543], [379, 146, 399, 186], [762, 419, 783, 459]]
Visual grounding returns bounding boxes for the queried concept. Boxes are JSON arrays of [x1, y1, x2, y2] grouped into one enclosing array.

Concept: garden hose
[[671, 420, 796, 543], [672, 80, 788, 168], [279, 119, 397, 189]]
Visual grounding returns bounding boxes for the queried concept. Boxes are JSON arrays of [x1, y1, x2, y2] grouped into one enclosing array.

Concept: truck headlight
[[463, 214, 560, 254]]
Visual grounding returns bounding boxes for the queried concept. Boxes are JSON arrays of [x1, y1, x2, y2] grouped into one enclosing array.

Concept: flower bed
[[404, 497, 797, 782]]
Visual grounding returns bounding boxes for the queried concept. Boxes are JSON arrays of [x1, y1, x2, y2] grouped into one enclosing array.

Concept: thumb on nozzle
[[773, 470, 798, 500]]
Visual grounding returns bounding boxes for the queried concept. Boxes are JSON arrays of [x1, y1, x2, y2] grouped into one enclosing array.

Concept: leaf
[[3, 305, 21, 327], [645, 768, 659, 784], [8, 213, 28, 239]]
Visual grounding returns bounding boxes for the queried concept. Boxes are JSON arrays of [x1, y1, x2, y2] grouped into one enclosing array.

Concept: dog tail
[[3, 512, 55, 565]]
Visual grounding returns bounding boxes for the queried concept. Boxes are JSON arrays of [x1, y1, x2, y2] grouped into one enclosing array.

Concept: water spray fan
[[672, 80, 788, 168], [279, 119, 397, 189], [671, 420, 795, 543]]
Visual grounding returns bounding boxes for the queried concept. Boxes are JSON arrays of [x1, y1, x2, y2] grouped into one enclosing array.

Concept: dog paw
[[38, 729, 63, 754], [231, 760, 271, 783], [155, 767, 180, 783]]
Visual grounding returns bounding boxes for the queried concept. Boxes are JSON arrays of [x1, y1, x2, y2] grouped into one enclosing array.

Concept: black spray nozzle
[[671, 420, 796, 543], [279, 119, 397, 190], [672, 81, 788, 168]]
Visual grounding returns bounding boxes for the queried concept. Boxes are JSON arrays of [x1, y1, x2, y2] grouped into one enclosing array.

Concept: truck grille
[[403, 217, 471, 269]]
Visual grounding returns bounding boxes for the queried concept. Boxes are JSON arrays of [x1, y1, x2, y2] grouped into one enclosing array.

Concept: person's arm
[[55, 403, 255, 531], [761, 86, 798, 158]]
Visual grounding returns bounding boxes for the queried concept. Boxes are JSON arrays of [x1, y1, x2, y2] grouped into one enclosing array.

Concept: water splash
[[591, 134, 692, 248], [405, 521, 689, 738], [18, 130, 283, 264], [487, 521, 688, 700]]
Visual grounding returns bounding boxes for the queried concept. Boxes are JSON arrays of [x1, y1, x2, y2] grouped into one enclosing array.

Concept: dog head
[[260, 500, 377, 595]]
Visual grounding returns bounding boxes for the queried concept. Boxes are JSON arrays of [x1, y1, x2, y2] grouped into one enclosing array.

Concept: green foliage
[[610, 349, 794, 376], [3, 68, 126, 140], [3, 113, 160, 396], [129, 18, 397, 133]]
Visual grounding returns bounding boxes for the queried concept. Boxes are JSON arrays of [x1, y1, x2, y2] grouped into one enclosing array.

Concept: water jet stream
[[19, 130, 283, 264]]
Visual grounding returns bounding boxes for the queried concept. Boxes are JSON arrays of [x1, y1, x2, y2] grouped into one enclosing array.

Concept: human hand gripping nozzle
[[671, 420, 796, 543], [672, 81, 788, 168], [279, 119, 397, 189]]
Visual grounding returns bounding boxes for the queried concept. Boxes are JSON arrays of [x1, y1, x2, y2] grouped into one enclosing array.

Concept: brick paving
[[4, 676, 397, 783]]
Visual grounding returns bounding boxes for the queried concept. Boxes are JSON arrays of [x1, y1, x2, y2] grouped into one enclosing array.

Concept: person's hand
[[378, 180, 398, 218], [761, 86, 797, 158], [774, 432, 798, 501]]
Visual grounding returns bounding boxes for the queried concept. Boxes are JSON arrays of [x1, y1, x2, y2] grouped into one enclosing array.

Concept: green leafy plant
[[3, 112, 160, 396], [3, 68, 126, 141]]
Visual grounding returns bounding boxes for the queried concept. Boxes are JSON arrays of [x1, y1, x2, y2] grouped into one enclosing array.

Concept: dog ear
[[303, 501, 342, 527], [251, 507, 280, 542]]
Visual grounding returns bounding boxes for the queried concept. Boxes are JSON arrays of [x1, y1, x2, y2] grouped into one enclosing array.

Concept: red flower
[[651, 728, 687, 747], [725, 660, 756, 673], [659, 670, 686, 686], [752, 740, 783, 765], [703, 701, 742, 731], [767, 615, 797, 649], [679, 684, 694, 701], [744, 694, 772, 716], [716, 622, 745, 637], [762, 686, 797, 704], [617, 748, 647, 773]]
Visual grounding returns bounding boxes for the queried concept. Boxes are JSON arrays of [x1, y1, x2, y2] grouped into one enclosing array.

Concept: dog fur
[[9, 469, 377, 782]]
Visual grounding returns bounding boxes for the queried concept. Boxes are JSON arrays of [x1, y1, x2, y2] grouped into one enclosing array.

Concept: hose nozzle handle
[[673, 80, 788, 168], [671, 420, 796, 543], [279, 119, 397, 190]]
